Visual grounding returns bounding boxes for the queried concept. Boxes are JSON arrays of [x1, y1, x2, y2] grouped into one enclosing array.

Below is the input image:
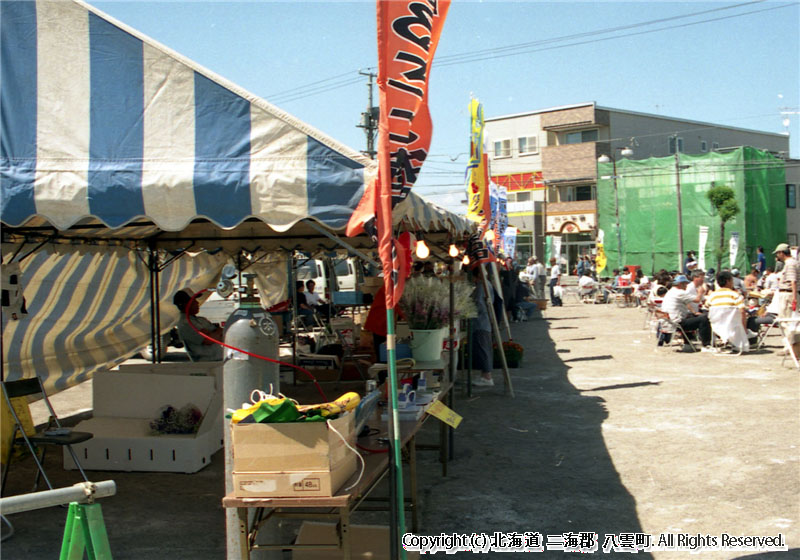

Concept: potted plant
[[398, 276, 477, 361], [493, 340, 524, 368]]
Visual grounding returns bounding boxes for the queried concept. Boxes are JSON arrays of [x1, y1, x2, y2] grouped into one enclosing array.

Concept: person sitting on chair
[[661, 274, 712, 349], [512, 277, 538, 321], [578, 272, 597, 301], [173, 289, 223, 361], [305, 280, 329, 320], [294, 281, 316, 327], [707, 270, 751, 352]]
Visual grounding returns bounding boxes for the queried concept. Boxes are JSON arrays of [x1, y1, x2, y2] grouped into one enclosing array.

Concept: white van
[[296, 258, 333, 300], [333, 257, 364, 292]]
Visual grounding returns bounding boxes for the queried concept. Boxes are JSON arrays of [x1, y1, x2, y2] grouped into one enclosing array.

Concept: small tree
[[706, 185, 740, 270]]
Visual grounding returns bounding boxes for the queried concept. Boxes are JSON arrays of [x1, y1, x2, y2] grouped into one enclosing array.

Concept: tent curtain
[[2, 244, 225, 393]]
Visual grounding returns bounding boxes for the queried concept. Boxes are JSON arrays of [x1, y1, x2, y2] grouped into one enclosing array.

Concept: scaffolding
[[596, 146, 787, 274]]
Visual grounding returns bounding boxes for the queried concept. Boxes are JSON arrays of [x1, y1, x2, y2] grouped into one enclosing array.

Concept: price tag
[[426, 400, 462, 429]]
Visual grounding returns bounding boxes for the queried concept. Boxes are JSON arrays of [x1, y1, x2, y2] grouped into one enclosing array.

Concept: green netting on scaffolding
[[596, 146, 786, 275]]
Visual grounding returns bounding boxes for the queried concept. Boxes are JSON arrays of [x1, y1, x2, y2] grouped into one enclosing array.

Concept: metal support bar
[[0, 481, 116, 515], [302, 219, 380, 268], [156, 244, 194, 272], [147, 247, 158, 364]]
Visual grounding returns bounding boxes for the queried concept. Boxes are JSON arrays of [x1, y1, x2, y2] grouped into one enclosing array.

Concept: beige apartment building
[[486, 102, 791, 271]]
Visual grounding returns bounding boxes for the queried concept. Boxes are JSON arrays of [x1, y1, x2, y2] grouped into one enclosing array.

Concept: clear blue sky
[[94, 1, 799, 211]]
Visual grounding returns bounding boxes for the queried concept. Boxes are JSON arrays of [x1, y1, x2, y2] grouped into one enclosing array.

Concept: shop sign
[[546, 212, 596, 234]]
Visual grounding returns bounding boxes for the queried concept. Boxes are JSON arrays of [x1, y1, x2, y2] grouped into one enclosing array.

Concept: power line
[[269, 76, 364, 104], [435, 3, 792, 69], [261, 1, 792, 105], [435, 0, 768, 65], [266, 70, 360, 98]]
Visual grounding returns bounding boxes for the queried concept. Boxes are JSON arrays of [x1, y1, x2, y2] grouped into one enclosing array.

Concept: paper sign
[[426, 400, 462, 429]]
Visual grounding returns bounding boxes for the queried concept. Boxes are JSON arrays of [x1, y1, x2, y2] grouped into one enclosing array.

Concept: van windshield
[[296, 261, 318, 281], [333, 259, 349, 277]]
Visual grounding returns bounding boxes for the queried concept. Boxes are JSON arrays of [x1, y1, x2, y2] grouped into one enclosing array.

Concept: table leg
[[236, 508, 250, 560], [439, 393, 449, 477], [409, 435, 418, 533], [340, 506, 351, 560]]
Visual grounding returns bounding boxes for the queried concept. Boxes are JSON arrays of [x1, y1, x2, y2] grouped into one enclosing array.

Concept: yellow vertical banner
[[596, 242, 607, 275], [466, 99, 488, 223]]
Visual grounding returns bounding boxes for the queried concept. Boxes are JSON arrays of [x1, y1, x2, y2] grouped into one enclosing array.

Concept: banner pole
[[385, 308, 407, 559], [490, 261, 514, 341], [479, 263, 514, 397]]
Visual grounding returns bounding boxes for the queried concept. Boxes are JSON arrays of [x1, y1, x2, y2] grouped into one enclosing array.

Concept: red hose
[[185, 288, 327, 402], [356, 443, 388, 454]]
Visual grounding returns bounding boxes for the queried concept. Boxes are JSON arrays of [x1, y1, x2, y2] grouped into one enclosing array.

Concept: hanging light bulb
[[415, 239, 430, 259], [448, 244, 459, 258], [462, 254, 470, 266]]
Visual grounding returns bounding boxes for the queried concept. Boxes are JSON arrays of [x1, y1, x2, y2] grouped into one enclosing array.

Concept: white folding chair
[[708, 306, 749, 354], [655, 310, 698, 352]]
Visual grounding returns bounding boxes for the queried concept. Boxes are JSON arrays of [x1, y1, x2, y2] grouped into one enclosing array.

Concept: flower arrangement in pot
[[399, 276, 477, 361], [493, 340, 524, 368]]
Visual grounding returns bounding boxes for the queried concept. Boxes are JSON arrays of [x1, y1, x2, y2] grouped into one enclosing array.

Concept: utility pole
[[674, 149, 685, 272], [357, 70, 378, 159]]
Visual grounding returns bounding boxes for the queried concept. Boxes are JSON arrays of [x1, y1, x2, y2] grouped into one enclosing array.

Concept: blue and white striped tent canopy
[[1, 0, 473, 393], [1, 0, 471, 249]]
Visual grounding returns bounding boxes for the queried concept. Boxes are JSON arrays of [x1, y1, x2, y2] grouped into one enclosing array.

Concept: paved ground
[[2, 299, 798, 558]]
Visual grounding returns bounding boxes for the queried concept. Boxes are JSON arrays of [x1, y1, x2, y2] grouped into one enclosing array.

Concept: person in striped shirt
[[707, 270, 760, 350], [707, 270, 747, 330], [773, 243, 798, 317]]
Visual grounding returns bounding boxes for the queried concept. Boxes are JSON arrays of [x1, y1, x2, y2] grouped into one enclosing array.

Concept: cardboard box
[[64, 364, 223, 473], [232, 413, 357, 498], [294, 522, 420, 560]]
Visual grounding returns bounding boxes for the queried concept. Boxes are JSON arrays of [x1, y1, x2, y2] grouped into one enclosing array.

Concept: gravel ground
[[3, 299, 798, 559]]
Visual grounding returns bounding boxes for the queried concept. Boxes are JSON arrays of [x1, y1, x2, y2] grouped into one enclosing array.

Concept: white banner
[[698, 226, 709, 272], [552, 235, 562, 264], [504, 226, 518, 260], [729, 232, 739, 269]]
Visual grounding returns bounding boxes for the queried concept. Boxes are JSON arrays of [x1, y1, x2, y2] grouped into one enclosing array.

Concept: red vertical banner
[[348, 0, 450, 309]]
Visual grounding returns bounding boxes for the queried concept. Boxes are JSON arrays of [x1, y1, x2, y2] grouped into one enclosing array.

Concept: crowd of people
[[623, 244, 790, 353], [505, 242, 793, 355]]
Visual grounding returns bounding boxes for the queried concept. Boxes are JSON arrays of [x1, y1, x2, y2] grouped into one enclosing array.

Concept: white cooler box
[[64, 362, 223, 473]]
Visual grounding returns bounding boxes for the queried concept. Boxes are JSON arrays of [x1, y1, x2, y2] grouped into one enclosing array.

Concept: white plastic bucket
[[409, 328, 446, 362]]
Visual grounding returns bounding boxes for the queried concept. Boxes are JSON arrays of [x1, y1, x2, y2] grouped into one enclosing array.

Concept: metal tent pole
[[479, 263, 514, 397]]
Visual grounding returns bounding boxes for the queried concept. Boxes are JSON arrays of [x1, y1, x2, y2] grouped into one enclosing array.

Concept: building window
[[494, 139, 511, 158], [701, 141, 708, 152], [516, 191, 531, 202], [712, 141, 720, 151], [575, 185, 593, 201], [518, 136, 539, 155], [790, 233, 799, 246], [788, 184, 797, 209], [668, 136, 684, 154], [565, 129, 598, 144]]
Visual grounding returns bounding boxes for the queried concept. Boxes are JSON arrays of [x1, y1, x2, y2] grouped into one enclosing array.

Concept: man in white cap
[[773, 243, 798, 317], [662, 274, 711, 348], [173, 288, 224, 361]]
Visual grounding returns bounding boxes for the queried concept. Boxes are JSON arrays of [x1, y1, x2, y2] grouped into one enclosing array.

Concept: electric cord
[[327, 419, 366, 491], [184, 289, 328, 402]]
